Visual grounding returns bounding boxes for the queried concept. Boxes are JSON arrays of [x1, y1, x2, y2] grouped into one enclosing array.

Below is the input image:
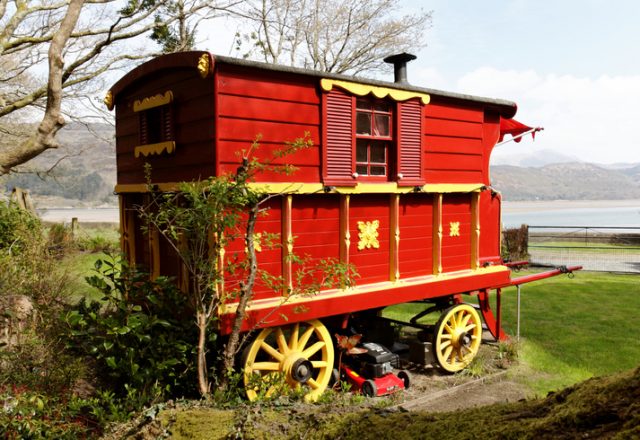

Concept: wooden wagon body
[[108, 52, 579, 396]]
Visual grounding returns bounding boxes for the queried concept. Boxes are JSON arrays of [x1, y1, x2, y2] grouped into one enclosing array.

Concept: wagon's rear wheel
[[243, 319, 334, 402], [432, 303, 482, 373]]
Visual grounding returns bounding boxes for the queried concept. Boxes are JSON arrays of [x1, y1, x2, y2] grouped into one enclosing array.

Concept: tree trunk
[[196, 310, 210, 396], [219, 202, 260, 389], [0, 0, 84, 175]]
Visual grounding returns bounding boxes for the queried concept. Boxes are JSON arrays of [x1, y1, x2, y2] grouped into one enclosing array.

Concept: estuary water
[[37, 200, 640, 229]]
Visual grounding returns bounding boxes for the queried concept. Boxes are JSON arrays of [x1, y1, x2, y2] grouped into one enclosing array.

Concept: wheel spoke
[[311, 360, 328, 369], [260, 341, 284, 362], [307, 378, 320, 390], [302, 341, 325, 358], [289, 322, 299, 351], [439, 340, 452, 349], [276, 328, 288, 354], [251, 361, 280, 371], [298, 326, 314, 351], [444, 323, 454, 334], [465, 323, 477, 332], [443, 345, 453, 362], [461, 313, 472, 328], [440, 332, 452, 340]]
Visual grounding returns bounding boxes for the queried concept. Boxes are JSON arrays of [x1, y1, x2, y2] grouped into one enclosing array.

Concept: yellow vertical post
[[339, 195, 351, 265], [433, 193, 443, 275], [390, 194, 400, 281], [471, 192, 481, 270], [282, 195, 293, 294]]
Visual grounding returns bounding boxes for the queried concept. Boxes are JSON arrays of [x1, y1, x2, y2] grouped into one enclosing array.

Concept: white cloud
[[457, 68, 640, 165]]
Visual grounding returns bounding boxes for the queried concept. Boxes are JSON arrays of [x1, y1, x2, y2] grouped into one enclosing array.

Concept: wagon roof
[[109, 51, 517, 118]]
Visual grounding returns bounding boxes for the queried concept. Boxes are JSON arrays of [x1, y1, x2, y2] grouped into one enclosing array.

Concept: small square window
[[354, 98, 393, 179]]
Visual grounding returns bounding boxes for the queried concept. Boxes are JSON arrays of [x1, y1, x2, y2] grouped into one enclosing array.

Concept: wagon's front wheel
[[433, 304, 482, 373], [243, 319, 334, 402]]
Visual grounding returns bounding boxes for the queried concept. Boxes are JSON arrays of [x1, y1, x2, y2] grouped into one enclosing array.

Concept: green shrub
[[65, 256, 200, 405], [0, 202, 41, 253]]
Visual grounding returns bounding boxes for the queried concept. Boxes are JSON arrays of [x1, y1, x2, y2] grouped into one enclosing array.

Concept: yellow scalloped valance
[[133, 91, 174, 112], [320, 79, 430, 104], [134, 141, 176, 158]]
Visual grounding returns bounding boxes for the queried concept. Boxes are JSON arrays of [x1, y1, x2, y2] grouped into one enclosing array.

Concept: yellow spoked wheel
[[433, 304, 482, 373], [243, 319, 334, 402]]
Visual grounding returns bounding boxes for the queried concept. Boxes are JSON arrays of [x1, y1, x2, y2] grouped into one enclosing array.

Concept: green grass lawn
[[385, 270, 640, 395]]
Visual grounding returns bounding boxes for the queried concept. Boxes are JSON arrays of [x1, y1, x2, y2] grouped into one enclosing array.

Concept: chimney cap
[[383, 53, 417, 64]]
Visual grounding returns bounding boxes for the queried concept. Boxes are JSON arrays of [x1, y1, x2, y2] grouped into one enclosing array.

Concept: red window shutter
[[398, 99, 424, 186], [323, 89, 356, 186]]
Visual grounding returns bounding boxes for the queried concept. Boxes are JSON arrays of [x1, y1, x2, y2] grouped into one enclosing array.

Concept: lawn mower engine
[[341, 342, 410, 397]]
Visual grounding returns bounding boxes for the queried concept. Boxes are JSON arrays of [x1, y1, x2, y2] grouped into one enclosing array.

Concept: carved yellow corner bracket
[[134, 141, 176, 158], [449, 221, 460, 237], [320, 79, 430, 104], [104, 91, 114, 110], [197, 53, 211, 79], [357, 220, 380, 250], [133, 91, 173, 112]]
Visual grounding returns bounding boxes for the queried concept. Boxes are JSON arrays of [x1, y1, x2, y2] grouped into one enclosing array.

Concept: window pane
[[356, 165, 368, 175], [370, 142, 386, 163], [356, 140, 368, 162], [356, 98, 372, 110], [370, 166, 386, 176], [374, 114, 390, 137], [356, 112, 371, 135], [374, 102, 390, 112]]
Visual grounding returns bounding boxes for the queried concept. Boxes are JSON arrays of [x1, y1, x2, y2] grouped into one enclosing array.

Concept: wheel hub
[[282, 353, 313, 384], [291, 358, 313, 383]]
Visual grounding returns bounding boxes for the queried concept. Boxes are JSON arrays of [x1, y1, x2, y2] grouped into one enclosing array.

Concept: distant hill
[[491, 162, 640, 201], [2, 123, 640, 204], [1, 123, 116, 207]]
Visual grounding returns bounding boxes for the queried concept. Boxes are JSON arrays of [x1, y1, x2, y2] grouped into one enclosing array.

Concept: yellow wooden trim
[[471, 192, 480, 270], [320, 79, 430, 105], [219, 265, 510, 315], [390, 194, 400, 281], [114, 182, 485, 195], [118, 195, 126, 255], [433, 194, 443, 275], [133, 91, 174, 112], [282, 195, 293, 294], [134, 141, 176, 158]]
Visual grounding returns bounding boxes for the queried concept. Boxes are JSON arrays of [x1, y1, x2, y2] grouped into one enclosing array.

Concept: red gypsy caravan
[[106, 51, 578, 400]]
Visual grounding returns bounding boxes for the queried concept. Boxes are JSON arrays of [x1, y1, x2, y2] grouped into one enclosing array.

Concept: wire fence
[[526, 226, 640, 274]]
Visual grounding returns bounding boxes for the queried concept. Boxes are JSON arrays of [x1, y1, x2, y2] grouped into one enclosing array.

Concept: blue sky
[[406, 0, 640, 165], [206, 1, 640, 166]]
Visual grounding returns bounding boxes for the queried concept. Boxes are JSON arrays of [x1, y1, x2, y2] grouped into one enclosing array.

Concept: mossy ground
[[109, 366, 639, 439]]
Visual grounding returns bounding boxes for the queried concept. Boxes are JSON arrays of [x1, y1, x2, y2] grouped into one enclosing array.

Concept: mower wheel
[[398, 370, 410, 389], [362, 379, 377, 397]]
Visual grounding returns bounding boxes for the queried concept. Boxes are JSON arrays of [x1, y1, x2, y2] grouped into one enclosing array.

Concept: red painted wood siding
[[223, 198, 283, 302], [216, 65, 321, 182], [478, 190, 502, 266], [399, 193, 433, 278], [290, 195, 341, 287], [423, 101, 485, 184], [441, 193, 472, 272], [115, 69, 215, 185], [398, 99, 424, 185], [349, 195, 390, 284]]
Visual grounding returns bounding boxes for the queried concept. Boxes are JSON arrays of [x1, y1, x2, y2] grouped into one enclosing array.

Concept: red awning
[[499, 118, 543, 143]]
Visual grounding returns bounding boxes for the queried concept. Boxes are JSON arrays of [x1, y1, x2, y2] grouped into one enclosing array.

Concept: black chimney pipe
[[383, 53, 417, 84]]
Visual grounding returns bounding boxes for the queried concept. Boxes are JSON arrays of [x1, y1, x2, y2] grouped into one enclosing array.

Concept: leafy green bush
[[0, 387, 96, 439], [0, 202, 41, 253], [65, 256, 200, 405]]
